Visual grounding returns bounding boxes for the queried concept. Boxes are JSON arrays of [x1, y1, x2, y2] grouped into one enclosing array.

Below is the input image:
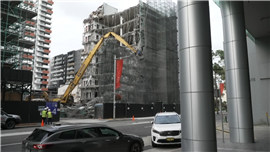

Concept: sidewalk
[[215, 116, 270, 152]]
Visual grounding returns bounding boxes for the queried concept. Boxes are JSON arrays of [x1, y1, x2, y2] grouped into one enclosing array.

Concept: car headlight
[[152, 129, 160, 134]]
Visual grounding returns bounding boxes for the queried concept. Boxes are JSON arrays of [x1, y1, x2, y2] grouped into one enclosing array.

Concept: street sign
[[46, 102, 58, 115]]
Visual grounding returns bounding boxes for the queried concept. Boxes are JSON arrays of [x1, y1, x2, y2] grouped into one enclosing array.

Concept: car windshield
[[155, 115, 181, 124], [26, 129, 53, 142], [1, 110, 8, 116]]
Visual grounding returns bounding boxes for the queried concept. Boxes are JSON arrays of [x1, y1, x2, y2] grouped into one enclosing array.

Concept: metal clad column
[[178, 1, 217, 151], [220, 1, 254, 143]]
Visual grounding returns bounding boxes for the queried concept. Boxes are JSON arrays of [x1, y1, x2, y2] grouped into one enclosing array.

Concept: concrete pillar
[[220, 1, 254, 143], [177, 1, 217, 151]]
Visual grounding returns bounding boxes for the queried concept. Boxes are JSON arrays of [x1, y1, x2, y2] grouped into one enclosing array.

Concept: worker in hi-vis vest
[[47, 109, 53, 125], [41, 107, 48, 124]]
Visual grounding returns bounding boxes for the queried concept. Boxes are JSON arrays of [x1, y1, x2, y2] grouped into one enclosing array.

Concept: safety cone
[[41, 119, 44, 127], [132, 115, 135, 121]]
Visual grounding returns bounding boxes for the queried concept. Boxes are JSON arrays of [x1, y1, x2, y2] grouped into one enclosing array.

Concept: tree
[[212, 50, 225, 114]]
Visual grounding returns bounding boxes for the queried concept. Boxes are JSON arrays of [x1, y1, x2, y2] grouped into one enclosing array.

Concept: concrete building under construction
[[79, 0, 179, 105]]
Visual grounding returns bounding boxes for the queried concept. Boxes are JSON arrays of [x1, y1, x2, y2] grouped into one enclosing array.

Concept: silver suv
[[1, 110, 22, 129]]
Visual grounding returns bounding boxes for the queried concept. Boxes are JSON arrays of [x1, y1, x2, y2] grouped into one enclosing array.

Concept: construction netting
[[78, 0, 179, 113]]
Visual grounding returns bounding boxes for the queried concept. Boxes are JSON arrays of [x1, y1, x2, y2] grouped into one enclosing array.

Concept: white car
[[151, 112, 181, 147]]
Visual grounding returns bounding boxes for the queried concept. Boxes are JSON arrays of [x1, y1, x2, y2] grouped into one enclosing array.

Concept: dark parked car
[[22, 124, 144, 152], [1, 109, 22, 129]]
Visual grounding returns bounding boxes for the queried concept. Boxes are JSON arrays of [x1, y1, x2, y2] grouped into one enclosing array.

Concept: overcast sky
[[50, 0, 223, 57]]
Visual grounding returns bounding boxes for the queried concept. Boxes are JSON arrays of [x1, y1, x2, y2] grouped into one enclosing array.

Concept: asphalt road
[[1, 118, 181, 152]]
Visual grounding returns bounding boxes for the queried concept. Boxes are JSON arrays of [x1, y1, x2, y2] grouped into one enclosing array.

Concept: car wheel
[[6, 120, 16, 129], [151, 141, 157, 147], [130, 142, 141, 152]]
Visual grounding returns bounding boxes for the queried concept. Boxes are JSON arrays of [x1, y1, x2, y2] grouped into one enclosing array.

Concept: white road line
[[126, 121, 151, 126], [1, 131, 32, 137], [1, 142, 22, 147]]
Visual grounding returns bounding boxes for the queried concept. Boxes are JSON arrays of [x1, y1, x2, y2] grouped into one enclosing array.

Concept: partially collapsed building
[[79, 0, 179, 105]]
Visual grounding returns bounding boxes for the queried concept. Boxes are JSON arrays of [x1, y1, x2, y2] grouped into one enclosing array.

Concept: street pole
[[113, 55, 116, 120], [220, 95, 224, 143]]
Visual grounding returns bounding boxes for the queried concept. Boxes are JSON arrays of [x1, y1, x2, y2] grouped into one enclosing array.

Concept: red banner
[[115, 59, 123, 89], [220, 83, 224, 96]]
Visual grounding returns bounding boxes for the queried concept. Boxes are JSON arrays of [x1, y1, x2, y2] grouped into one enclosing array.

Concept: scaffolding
[[1, 0, 38, 101], [1, 0, 38, 69], [80, 0, 179, 105]]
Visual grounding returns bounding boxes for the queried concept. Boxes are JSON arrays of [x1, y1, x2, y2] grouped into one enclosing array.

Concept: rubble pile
[[60, 97, 104, 119]]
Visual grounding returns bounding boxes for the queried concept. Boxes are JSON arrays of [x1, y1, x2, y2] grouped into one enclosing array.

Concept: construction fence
[[95, 102, 180, 119]]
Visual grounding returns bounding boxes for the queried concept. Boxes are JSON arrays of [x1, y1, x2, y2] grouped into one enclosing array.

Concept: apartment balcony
[[52, 69, 63, 74], [67, 71, 75, 75], [66, 75, 75, 79], [67, 62, 75, 66], [22, 66, 33, 70], [42, 81, 49, 85], [67, 67, 74, 70], [24, 26, 36, 32], [43, 60, 50, 64], [44, 49, 51, 53], [42, 65, 49, 69], [35, 75, 42, 78], [54, 73, 62, 77], [68, 54, 74, 58], [41, 2, 53, 10], [55, 58, 62, 61], [23, 54, 34, 59], [53, 65, 63, 69], [39, 22, 51, 29], [42, 70, 49, 74], [41, 88, 48, 91], [34, 81, 42, 84], [40, 17, 51, 24], [24, 32, 35, 37], [22, 60, 32, 65], [44, 39, 51, 43], [35, 69, 42, 73], [68, 58, 74, 62], [38, 32, 51, 39], [42, 76, 49, 79], [21, 48, 34, 54], [47, 9, 53, 14], [44, 29, 52, 33], [51, 77, 63, 82], [42, 0, 54, 5], [37, 43, 50, 49], [54, 62, 62, 66], [35, 64, 43, 68], [25, 20, 36, 27], [40, 12, 52, 19]]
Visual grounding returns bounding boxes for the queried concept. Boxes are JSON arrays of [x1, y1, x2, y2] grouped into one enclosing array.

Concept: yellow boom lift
[[53, 32, 137, 106]]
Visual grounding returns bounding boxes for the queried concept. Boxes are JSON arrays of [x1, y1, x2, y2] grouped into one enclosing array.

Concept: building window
[[96, 69, 98, 74], [90, 92, 91, 98], [96, 24, 99, 29], [95, 80, 98, 85], [102, 26, 104, 29], [90, 80, 92, 85], [96, 35, 99, 40], [96, 57, 98, 63]]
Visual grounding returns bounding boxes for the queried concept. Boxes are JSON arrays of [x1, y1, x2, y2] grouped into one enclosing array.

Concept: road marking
[[126, 121, 151, 126], [1, 142, 22, 147], [1, 131, 32, 137]]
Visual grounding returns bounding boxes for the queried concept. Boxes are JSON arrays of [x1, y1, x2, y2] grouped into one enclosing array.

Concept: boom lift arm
[[57, 32, 137, 105]]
